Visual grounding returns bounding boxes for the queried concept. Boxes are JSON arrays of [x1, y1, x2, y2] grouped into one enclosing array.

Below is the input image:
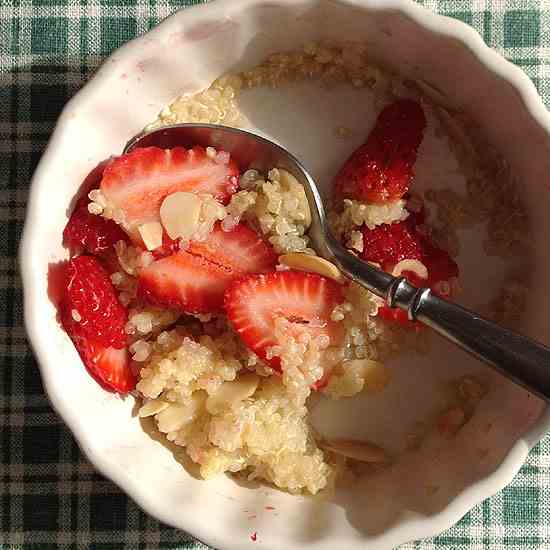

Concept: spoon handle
[[392, 277, 550, 401], [331, 247, 550, 401]]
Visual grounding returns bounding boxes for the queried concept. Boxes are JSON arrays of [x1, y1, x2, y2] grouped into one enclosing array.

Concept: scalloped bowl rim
[[19, 0, 550, 548]]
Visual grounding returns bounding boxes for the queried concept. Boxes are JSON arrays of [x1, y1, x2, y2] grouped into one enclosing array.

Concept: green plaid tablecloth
[[2, 1, 550, 548]]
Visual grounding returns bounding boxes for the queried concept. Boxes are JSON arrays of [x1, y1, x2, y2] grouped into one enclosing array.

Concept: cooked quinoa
[[91, 40, 530, 495], [108, 160, 394, 493]]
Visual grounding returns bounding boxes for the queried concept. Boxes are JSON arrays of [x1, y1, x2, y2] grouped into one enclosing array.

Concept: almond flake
[[138, 221, 163, 251], [279, 253, 344, 283], [323, 438, 388, 463], [156, 393, 206, 433], [206, 373, 260, 414], [138, 399, 169, 418], [160, 191, 201, 240], [392, 259, 428, 280]]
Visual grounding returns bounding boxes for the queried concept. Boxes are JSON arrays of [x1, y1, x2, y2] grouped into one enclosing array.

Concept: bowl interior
[[23, 1, 550, 549]]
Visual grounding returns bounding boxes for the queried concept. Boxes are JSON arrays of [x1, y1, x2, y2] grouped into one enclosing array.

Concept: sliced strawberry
[[62, 313, 134, 393], [63, 256, 127, 348], [151, 232, 181, 260], [63, 196, 129, 255], [362, 220, 458, 328], [361, 220, 423, 271], [140, 223, 277, 314], [60, 256, 135, 393], [224, 270, 344, 371], [188, 223, 277, 274], [334, 99, 426, 204], [422, 240, 459, 288], [138, 249, 235, 313], [100, 146, 239, 240], [64, 159, 128, 256]]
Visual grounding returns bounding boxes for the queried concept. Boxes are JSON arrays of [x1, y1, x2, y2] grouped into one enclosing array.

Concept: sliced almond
[[156, 392, 206, 433], [138, 221, 163, 251], [160, 191, 201, 240], [206, 373, 260, 415], [323, 438, 388, 463], [278, 169, 312, 227], [392, 259, 428, 280], [279, 252, 344, 283], [138, 398, 169, 418]]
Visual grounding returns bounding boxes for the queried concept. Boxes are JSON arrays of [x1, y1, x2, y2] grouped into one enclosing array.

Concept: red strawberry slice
[[138, 250, 235, 313], [63, 196, 129, 255], [60, 256, 135, 393], [100, 146, 239, 240], [361, 220, 423, 271], [139, 223, 277, 314], [63, 256, 127, 348], [188, 222, 277, 274], [62, 315, 134, 393], [224, 270, 344, 371], [334, 99, 426, 204]]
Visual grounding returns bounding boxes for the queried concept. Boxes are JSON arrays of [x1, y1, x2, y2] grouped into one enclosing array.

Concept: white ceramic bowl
[[20, 1, 550, 548]]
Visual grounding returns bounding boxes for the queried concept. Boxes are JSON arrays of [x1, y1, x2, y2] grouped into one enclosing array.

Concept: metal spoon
[[125, 123, 550, 401]]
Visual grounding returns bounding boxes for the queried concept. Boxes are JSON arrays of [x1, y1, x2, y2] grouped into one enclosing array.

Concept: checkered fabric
[[1, 0, 549, 548]]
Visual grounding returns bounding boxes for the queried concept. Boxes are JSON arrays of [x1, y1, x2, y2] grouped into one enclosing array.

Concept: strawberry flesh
[[361, 220, 423, 271], [224, 270, 344, 371], [100, 146, 239, 241], [60, 256, 135, 393], [361, 219, 458, 329], [63, 256, 127, 348], [334, 99, 426, 204], [139, 223, 277, 314], [138, 249, 235, 313], [187, 222, 277, 274], [63, 196, 129, 255], [62, 310, 134, 393]]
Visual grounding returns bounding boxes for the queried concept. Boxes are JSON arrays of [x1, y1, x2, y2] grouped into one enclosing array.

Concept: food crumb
[[335, 125, 352, 138], [425, 485, 440, 495], [437, 407, 465, 437]]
